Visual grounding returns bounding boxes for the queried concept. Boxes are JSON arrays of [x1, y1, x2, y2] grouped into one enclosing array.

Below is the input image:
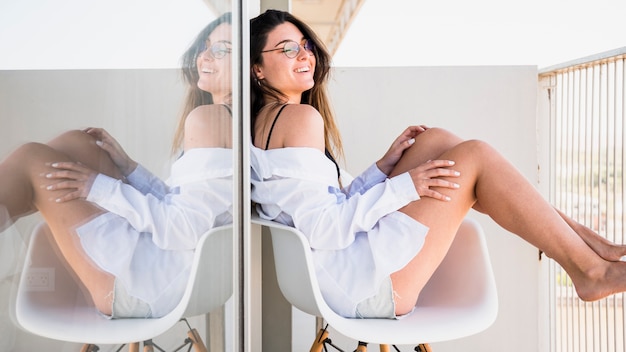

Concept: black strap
[[325, 149, 341, 179], [264, 104, 288, 150], [263, 104, 340, 179]]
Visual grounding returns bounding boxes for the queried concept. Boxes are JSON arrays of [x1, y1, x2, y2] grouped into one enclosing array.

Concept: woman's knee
[[46, 130, 122, 178], [455, 139, 495, 159], [414, 127, 463, 148], [47, 130, 98, 156]]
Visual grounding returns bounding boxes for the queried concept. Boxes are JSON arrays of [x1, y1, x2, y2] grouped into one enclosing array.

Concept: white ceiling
[[291, 0, 365, 55], [203, 0, 365, 55]]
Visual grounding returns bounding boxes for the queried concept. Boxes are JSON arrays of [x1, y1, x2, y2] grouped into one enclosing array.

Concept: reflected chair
[[252, 215, 498, 352], [15, 222, 232, 352]]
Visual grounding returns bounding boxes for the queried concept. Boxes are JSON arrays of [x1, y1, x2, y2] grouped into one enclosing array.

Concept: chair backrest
[[15, 222, 233, 344], [253, 215, 498, 345], [257, 218, 323, 317]]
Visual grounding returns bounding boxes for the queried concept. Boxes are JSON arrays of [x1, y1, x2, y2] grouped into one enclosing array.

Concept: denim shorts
[[108, 279, 152, 319], [354, 277, 397, 319]]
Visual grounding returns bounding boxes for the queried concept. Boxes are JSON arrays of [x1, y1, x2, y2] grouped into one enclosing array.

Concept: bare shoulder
[[185, 104, 232, 129], [188, 104, 232, 120], [184, 104, 232, 149], [279, 104, 325, 150]]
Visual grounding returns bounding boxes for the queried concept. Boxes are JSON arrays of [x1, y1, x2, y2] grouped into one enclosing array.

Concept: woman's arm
[[125, 164, 170, 199], [47, 148, 233, 250]]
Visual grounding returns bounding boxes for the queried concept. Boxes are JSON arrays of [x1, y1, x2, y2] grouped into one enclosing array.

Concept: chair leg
[[415, 344, 432, 352], [143, 343, 154, 352], [188, 328, 208, 352], [355, 341, 367, 352], [142, 339, 168, 352], [80, 344, 99, 352], [379, 344, 390, 352], [310, 328, 330, 352], [127, 342, 140, 352]]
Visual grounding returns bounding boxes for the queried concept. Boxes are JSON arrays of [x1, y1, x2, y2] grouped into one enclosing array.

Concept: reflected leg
[[0, 131, 121, 314]]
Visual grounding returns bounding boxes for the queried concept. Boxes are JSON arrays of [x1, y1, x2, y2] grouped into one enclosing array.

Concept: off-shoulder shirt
[[77, 148, 233, 318], [250, 145, 429, 317]]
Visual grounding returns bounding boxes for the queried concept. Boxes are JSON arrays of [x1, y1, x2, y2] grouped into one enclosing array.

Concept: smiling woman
[[0, 2, 238, 351]]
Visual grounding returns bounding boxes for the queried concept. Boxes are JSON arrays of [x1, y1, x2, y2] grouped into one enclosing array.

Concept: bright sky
[[1, 0, 625, 70], [333, 0, 626, 68]]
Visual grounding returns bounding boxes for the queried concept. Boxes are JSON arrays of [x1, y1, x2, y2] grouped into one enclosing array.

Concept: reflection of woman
[[249, 9, 626, 319], [0, 12, 232, 318]]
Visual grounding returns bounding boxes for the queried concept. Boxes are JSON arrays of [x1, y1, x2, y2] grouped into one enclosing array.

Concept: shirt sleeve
[[293, 172, 419, 250], [251, 147, 420, 250], [87, 148, 233, 251], [125, 164, 170, 199], [339, 163, 388, 197]]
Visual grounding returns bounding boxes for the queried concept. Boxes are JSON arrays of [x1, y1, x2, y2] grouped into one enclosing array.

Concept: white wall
[[0, 69, 205, 351], [1, 65, 542, 351], [306, 65, 540, 351]]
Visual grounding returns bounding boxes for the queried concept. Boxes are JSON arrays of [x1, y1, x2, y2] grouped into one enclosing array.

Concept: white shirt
[[250, 145, 429, 317], [77, 148, 233, 317]]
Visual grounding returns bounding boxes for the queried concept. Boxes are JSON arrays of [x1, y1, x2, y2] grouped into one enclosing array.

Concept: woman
[[249, 9, 626, 319], [0, 12, 233, 318]]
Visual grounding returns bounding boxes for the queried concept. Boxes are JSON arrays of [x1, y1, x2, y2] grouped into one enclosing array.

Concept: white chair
[[15, 222, 233, 352], [252, 215, 498, 351]]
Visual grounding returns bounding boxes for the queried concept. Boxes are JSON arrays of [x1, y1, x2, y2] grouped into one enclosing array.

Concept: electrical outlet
[[24, 267, 55, 292]]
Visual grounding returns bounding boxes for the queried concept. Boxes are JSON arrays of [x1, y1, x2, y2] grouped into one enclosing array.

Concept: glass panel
[[0, 1, 237, 350]]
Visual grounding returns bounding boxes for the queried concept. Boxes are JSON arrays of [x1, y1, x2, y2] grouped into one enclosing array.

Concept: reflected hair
[[250, 9, 343, 162], [172, 12, 232, 154]]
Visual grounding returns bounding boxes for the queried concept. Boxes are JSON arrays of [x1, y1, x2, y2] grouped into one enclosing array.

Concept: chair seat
[[252, 215, 498, 345], [15, 222, 233, 345]]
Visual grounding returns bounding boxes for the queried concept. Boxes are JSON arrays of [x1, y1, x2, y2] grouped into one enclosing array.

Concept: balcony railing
[[539, 47, 626, 352]]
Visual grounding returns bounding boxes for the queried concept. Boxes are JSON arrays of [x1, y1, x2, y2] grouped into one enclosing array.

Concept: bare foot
[[572, 261, 626, 302]]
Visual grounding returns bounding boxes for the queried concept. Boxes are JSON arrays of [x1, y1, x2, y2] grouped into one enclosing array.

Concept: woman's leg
[[0, 130, 124, 222], [0, 130, 124, 314], [396, 128, 626, 258], [388, 129, 626, 314]]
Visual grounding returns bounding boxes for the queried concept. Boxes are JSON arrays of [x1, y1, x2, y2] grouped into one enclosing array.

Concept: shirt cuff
[[389, 172, 420, 201], [370, 163, 389, 182], [86, 173, 120, 204], [126, 164, 148, 183], [125, 164, 153, 193]]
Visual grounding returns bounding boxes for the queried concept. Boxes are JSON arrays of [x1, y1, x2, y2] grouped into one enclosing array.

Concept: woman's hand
[[45, 162, 99, 202], [84, 127, 138, 176], [376, 125, 429, 175], [408, 159, 460, 201]]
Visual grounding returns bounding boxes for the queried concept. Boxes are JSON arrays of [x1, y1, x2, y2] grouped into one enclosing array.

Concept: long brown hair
[[249, 9, 343, 161], [171, 12, 232, 155]]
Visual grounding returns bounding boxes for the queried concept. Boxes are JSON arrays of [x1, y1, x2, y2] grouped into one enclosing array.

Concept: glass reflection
[[0, 6, 234, 352]]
